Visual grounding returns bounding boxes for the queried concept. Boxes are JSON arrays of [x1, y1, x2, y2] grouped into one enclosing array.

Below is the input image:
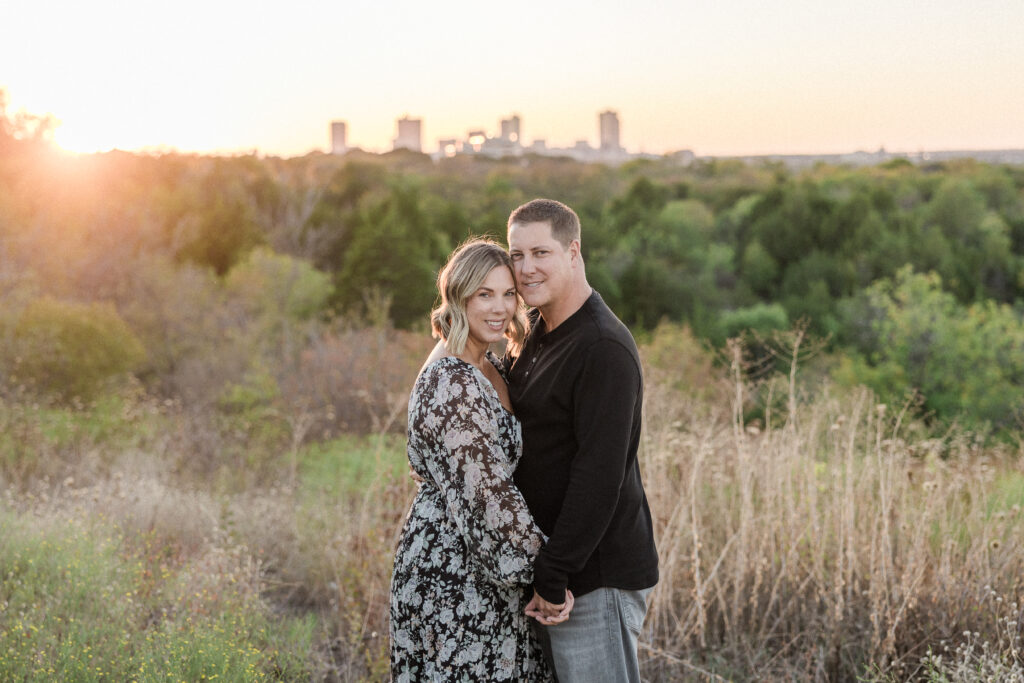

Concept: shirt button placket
[[525, 344, 542, 378]]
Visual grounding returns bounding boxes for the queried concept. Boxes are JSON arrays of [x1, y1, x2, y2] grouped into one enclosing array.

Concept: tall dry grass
[[3, 324, 1023, 681], [639, 331, 1024, 680]]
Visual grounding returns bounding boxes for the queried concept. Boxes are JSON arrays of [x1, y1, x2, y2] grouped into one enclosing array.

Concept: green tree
[[225, 248, 334, 360], [169, 163, 265, 275], [334, 181, 443, 328], [838, 267, 1024, 431], [226, 248, 333, 321], [740, 239, 779, 298], [303, 161, 389, 265]]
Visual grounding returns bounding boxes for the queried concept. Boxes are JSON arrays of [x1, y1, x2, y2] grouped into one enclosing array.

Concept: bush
[[717, 302, 790, 341], [8, 297, 145, 400], [838, 267, 1024, 433], [225, 247, 334, 323]]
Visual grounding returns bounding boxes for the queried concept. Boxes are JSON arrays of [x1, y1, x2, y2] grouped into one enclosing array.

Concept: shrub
[[8, 297, 145, 400], [839, 267, 1024, 432], [225, 247, 334, 323], [717, 302, 790, 341]]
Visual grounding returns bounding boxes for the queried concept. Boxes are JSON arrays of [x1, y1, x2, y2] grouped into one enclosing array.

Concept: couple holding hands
[[390, 199, 659, 682]]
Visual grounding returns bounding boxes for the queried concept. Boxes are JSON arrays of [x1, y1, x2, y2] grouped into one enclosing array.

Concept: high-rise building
[[500, 115, 521, 144], [464, 130, 487, 153], [438, 138, 458, 158], [599, 110, 622, 152], [330, 121, 347, 154], [394, 116, 423, 152]]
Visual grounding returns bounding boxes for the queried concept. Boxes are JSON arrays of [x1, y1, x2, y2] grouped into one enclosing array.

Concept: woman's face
[[463, 265, 518, 351]]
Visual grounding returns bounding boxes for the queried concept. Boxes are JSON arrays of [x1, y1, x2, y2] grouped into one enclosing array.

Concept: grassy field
[[2, 326, 1023, 681]]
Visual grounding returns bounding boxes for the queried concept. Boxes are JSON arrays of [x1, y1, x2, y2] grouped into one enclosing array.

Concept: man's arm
[[531, 338, 641, 603]]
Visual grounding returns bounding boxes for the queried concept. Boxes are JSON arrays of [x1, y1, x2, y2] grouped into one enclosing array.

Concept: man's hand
[[524, 589, 574, 625]]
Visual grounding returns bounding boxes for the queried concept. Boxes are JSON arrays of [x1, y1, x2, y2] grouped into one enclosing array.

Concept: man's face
[[507, 220, 576, 311]]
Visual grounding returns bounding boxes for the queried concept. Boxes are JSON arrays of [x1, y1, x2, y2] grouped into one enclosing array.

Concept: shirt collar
[[529, 290, 602, 345]]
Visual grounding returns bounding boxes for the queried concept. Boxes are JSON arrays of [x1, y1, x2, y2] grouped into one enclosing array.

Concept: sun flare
[[53, 124, 115, 154]]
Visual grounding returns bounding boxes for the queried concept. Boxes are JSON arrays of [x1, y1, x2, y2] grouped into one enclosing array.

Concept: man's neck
[[539, 282, 593, 332]]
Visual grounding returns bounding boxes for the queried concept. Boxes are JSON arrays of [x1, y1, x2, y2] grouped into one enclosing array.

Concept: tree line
[[3, 97, 1024, 435]]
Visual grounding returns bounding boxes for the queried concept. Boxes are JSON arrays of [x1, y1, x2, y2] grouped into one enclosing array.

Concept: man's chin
[[520, 297, 543, 309], [518, 288, 542, 306]]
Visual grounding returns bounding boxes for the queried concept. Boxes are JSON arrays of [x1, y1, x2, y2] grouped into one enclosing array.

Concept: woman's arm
[[417, 364, 544, 586]]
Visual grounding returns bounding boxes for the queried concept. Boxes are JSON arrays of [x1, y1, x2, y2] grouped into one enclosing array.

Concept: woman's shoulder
[[415, 356, 482, 397], [419, 355, 471, 379]]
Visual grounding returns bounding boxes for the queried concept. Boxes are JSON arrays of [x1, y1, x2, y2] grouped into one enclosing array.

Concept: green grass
[[0, 394, 168, 482], [0, 508, 315, 682], [989, 470, 1024, 514], [298, 433, 407, 500]]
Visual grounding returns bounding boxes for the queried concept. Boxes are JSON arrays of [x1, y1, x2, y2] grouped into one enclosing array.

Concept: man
[[505, 198, 659, 682]]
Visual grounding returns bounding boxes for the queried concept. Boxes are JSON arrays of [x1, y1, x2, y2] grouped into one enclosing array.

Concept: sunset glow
[[5, 0, 1024, 157]]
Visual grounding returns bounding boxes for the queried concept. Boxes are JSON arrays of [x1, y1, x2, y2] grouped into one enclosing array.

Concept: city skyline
[[330, 110, 633, 160], [331, 110, 1024, 168], [4, 0, 1023, 158]]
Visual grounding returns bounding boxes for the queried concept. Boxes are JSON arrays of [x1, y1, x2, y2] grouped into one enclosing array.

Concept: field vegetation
[[2, 92, 1023, 680]]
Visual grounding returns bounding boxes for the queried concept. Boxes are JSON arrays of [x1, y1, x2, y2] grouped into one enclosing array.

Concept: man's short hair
[[507, 198, 581, 247]]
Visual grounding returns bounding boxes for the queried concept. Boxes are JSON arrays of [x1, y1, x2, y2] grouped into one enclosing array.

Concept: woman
[[390, 239, 569, 682]]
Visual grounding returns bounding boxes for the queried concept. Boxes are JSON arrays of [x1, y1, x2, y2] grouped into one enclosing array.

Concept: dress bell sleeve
[[419, 364, 544, 587]]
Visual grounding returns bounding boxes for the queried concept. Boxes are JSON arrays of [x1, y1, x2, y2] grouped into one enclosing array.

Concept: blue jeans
[[533, 587, 652, 683]]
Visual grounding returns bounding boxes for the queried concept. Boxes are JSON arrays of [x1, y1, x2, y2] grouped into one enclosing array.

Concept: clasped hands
[[524, 589, 574, 625]]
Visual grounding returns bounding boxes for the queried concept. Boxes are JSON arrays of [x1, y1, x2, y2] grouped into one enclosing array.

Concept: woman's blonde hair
[[430, 238, 527, 357]]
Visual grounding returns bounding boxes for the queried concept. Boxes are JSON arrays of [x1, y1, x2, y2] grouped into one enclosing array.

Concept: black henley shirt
[[506, 290, 659, 603]]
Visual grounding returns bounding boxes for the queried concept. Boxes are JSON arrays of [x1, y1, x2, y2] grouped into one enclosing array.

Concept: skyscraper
[[599, 110, 621, 152], [500, 115, 521, 143], [394, 116, 423, 152], [438, 138, 458, 158], [330, 121, 347, 154]]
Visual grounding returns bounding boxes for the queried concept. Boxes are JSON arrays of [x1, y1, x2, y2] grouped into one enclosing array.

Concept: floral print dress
[[390, 354, 552, 682]]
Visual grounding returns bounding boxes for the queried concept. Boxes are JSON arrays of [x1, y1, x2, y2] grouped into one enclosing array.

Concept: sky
[[4, 0, 1024, 157]]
